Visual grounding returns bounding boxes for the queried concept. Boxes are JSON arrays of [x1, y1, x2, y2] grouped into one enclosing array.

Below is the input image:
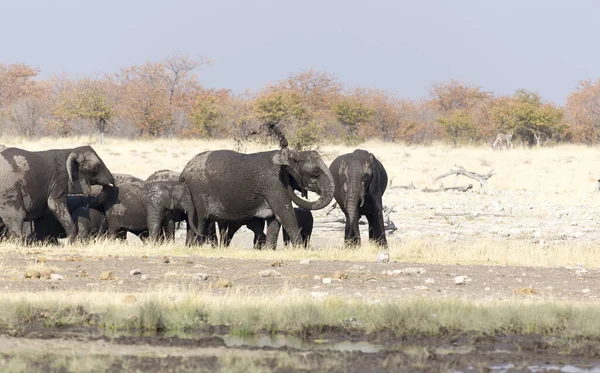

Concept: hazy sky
[[2, 0, 599, 104]]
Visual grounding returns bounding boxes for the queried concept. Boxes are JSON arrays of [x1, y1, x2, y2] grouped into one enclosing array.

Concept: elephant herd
[[0, 145, 388, 249]]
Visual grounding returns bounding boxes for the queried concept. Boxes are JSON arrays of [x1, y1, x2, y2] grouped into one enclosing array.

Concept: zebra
[[492, 132, 513, 150]]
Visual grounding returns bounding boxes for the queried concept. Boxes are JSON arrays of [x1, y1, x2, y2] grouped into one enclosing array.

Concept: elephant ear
[[67, 151, 91, 195], [368, 155, 380, 196], [272, 148, 299, 166]]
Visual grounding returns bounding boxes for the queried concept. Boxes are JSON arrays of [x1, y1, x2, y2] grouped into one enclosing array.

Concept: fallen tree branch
[[433, 165, 494, 193], [433, 211, 511, 218], [392, 181, 416, 190], [422, 184, 473, 193]]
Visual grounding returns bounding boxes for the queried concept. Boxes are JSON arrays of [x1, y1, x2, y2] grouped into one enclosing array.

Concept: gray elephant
[[329, 149, 388, 247], [0, 146, 114, 243], [113, 173, 143, 184], [146, 169, 180, 182], [180, 147, 334, 248], [100, 180, 199, 241], [72, 207, 107, 241]]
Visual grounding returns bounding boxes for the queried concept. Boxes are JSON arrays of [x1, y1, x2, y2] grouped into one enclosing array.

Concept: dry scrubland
[[3, 138, 600, 371]]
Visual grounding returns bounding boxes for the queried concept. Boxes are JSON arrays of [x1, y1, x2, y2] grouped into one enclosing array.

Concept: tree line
[[1, 52, 600, 147]]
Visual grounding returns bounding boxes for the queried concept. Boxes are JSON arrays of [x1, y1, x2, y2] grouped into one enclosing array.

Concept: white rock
[[118, 280, 124, 285], [376, 251, 389, 263], [85, 283, 99, 287], [299, 259, 311, 265], [425, 278, 435, 284], [259, 269, 282, 277], [141, 275, 150, 280], [352, 265, 366, 270], [130, 269, 142, 276], [193, 273, 209, 281], [322, 278, 332, 284], [582, 289, 591, 294], [454, 276, 471, 285], [313, 275, 321, 280], [50, 274, 63, 281], [193, 264, 208, 269], [404, 268, 426, 275], [413, 286, 429, 290], [575, 268, 589, 276], [311, 292, 329, 299]]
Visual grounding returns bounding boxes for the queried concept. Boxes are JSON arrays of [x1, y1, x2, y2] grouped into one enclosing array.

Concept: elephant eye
[[311, 168, 320, 177]]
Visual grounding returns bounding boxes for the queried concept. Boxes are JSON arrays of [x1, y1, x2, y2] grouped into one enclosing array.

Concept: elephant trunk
[[183, 191, 200, 236], [345, 185, 362, 239], [286, 161, 335, 211]]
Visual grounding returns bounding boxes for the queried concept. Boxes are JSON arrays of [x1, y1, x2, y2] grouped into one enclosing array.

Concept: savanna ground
[[3, 138, 600, 372]]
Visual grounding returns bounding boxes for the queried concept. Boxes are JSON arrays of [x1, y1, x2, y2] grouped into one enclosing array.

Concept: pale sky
[[2, 0, 599, 104]]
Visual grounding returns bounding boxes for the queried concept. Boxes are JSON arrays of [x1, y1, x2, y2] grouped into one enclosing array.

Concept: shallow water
[[224, 334, 383, 353], [456, 363, 600, 373]]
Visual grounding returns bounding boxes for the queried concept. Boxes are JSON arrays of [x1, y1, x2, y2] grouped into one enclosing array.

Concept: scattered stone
[[332, 271, 348, 280], [404, 268, 426, 275], [118, 280, 124, 285], [194, 264, 208, 269], [582, 289, 591, 294], [575, 268, 589, 276], [216, 279, 233, 288], [313, 275, 321, 280], [185, 260, 194, 264], [454, 276, 471, 285], [259, 269, 282, 277], [413, 286, 429, 290], [352, 265, 365, 270], [99, 271, 115, 281], [376, 251, 389, 263], [425, 278, 435, 284], [65, 255, 83, 262], [141, 255, 148, 260], [85, 283, 99, 287], [299, 259, 311, 265], [36, 257, 47, 263], [49, 274, 63, 281], [515, 278, 523, 283], [322, 278, 332, 284], [161, 256, 170, 264], [76, 270, 88, 278], [484, 287, 490, 291], [311, 291, 329, 299], [193, 273, 209, 281], [271, 260, 283, 267], [129, 269, 142, 276], [141, 274, 150, 280], [123, 295, 137, 304]]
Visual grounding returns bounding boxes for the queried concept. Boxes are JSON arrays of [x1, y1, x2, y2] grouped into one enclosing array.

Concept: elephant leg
[[372, 209, 388, 247], [218, 222, 240, 247], [282, 228, 290, 246], [3, 210, 26, 241], [204, 221, 218, 246], [267, 200, 301, 248], [265, 218, 281, 250], [47, 197, 76, 244], [366, 213, 375, 241], [246, 218, 266, 249]]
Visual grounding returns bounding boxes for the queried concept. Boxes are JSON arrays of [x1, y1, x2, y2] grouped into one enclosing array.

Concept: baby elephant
[[72, 207, 107, 241], [282, 208, 313, 247]]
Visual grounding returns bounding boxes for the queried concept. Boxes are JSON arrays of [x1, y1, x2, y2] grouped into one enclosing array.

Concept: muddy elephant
[[0, 146, 114, 243], [100, 181, 199, 241], [146, 169, 180, 182], [113, 173, 143, 184], [329, 149, 388, 247], [72, 207, 107, 241], [180, 148, 334, 248]]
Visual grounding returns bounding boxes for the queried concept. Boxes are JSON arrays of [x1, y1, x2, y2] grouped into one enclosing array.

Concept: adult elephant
[[0, 146, 114, 243], [329, 149, 388, 247], [72, 207, 107, 241], [180, 148, 334, 248]]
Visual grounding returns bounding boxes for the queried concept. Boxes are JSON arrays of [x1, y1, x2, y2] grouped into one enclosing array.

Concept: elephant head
[[272, 148, 334, 210], [67, 146, 114, 195]]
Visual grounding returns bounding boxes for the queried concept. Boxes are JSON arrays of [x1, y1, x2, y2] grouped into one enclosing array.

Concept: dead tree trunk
[[432, 165, 494, 193], [422, 184, 473, 193]]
